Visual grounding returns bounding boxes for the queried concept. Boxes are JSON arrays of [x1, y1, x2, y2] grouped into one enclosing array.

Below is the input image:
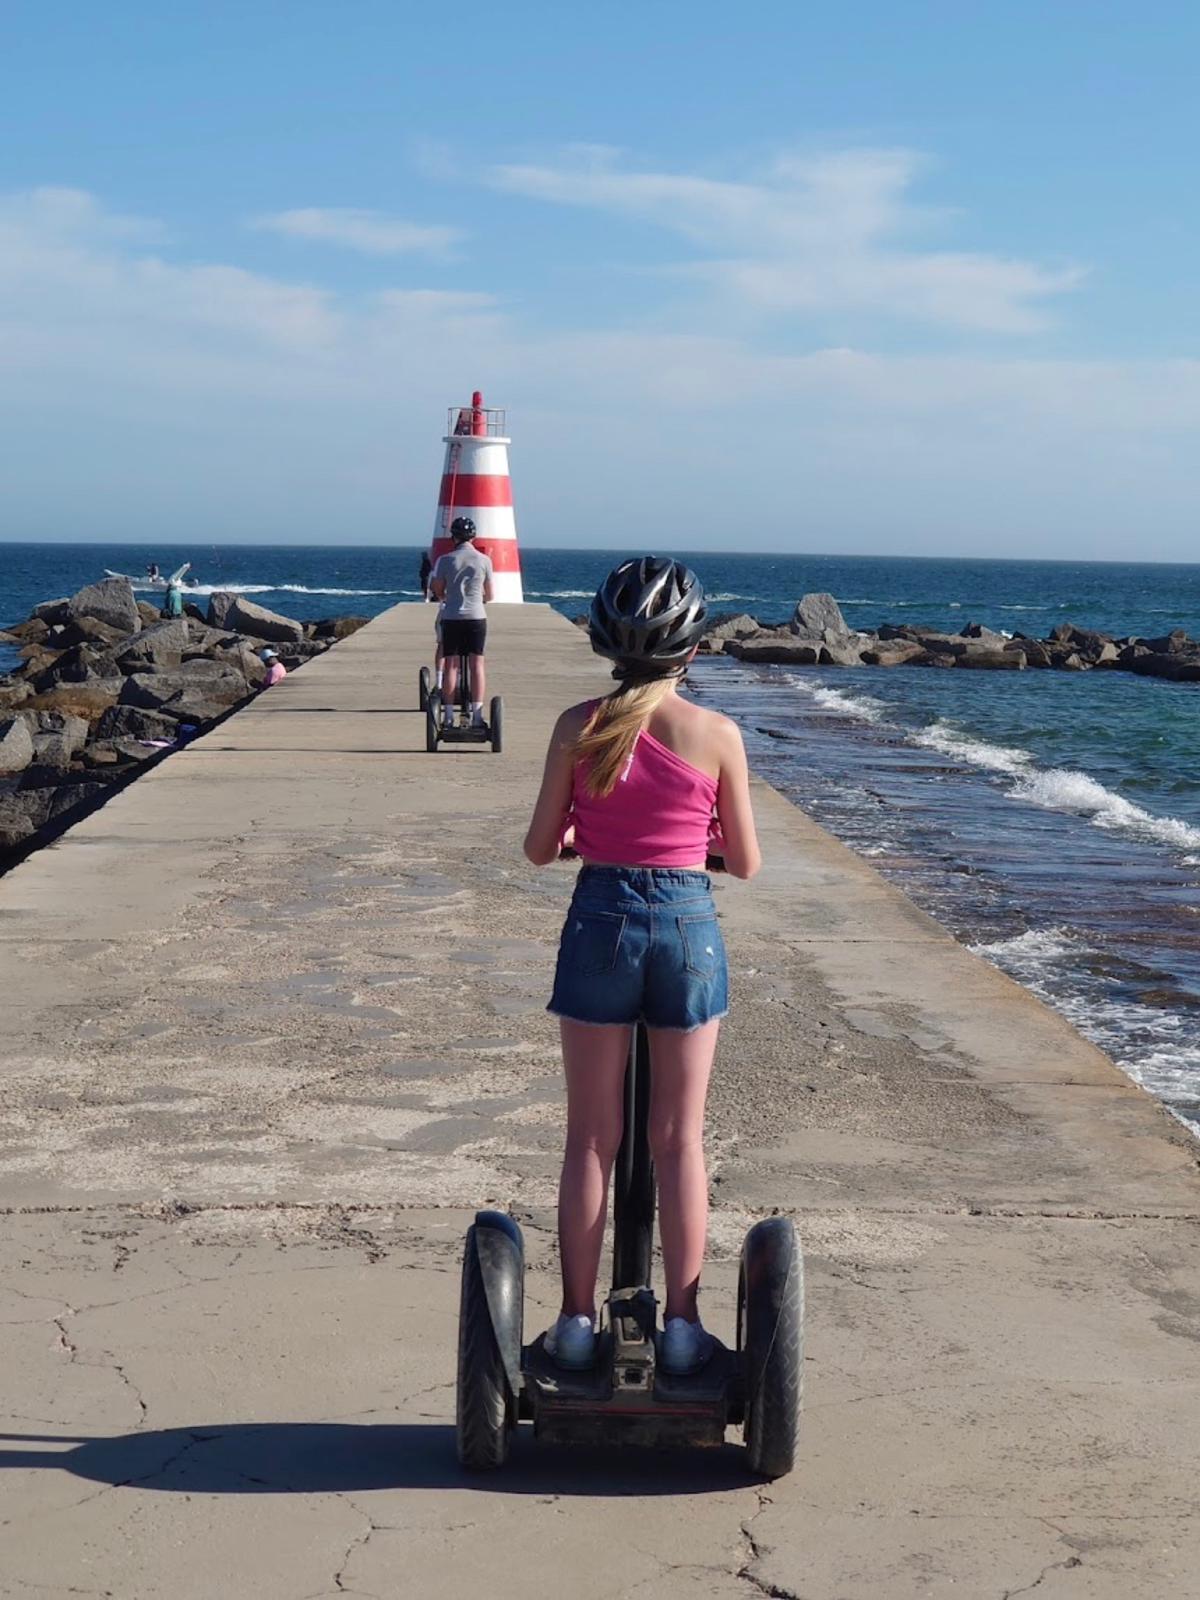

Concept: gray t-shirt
[[434, 544, 493, 620]]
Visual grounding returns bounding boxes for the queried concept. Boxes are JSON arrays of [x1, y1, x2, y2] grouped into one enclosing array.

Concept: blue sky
[[2, 1, 1198, 555]]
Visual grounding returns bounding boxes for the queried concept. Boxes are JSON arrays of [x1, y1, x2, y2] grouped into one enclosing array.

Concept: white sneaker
[[660, 1317, 714, 1374], [544, 1313, 595, 1370]]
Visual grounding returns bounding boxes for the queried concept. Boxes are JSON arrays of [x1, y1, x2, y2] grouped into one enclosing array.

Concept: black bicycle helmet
[[588, 556, 707, 671], [449, 516, 476, 542]]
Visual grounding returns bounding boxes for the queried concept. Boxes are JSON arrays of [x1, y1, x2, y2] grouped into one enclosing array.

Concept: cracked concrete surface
[[1, 604, 1198, 1598]]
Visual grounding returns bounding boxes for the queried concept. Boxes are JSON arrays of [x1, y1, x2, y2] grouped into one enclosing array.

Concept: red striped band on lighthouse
[[429, 393, 523, 602]]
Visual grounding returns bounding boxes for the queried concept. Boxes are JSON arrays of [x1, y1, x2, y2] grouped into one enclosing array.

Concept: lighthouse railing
[[448, 404, 507, 438]]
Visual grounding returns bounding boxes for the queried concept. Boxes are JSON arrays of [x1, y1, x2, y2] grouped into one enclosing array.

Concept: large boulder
[[32, 598, 71, 626], [64, 578, 141, 635], [725, 639, 821, 665], [221, 596, 304, 644], [819, 640, 866, 667], [24, 711, 89, 768], [703, 612, 761, 643], [959, 623, 1009, 648], [51, 615, 132, 651], [205, 591, 238, 630], [28, 642, 120, 693], [136, 599, 163, 627], [1126, 651, 1200, 683], [790, 592, 851, 645], [310, 615, 371, 641], [0, 717, 35, 774], [119, 661, 247, 719], [1139, 628, 1192, 655], [916, 633, 969, 658], [954, 648, 1026, 670], [1007, 639, 1051, 668], [115, 618, 191, 671], [861, 639, 926, 667], [22, 683, 123, 725], [96, 704, 182, 743]]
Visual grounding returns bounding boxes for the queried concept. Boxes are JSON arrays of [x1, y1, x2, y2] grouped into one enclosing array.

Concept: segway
[[421, 657, 502, 754], [455, 1020, 804, 1477]]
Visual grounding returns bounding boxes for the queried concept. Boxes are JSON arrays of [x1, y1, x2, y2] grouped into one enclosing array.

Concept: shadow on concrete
[[0, 1423, 753, 1495]]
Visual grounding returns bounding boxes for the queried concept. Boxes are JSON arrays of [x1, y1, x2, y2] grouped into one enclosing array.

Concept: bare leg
[[557, 1019, 630, 1318], [648, 1021, 720, 1323], [442, 656, 459, 710], [468, 652, 487, 705]]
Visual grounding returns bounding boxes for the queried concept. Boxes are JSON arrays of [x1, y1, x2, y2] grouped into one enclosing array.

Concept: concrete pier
[[1, 603, 1198, 1599]]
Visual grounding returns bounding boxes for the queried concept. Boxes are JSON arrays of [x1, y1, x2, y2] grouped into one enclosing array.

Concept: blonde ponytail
[[575, 675, 678, 798]]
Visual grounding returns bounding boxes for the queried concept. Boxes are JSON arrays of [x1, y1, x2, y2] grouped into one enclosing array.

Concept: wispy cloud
[[254, 207, 460, 257], [486, 146, 1084, 333], [0, 185, 1194, 555]]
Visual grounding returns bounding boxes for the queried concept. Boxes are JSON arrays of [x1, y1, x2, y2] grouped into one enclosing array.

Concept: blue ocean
[[3, 542, 1199, 1130]]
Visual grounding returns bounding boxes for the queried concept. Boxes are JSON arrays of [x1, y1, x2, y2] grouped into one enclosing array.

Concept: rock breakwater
[[0, 577, 368, 869], [698, 592, 1200, 682]]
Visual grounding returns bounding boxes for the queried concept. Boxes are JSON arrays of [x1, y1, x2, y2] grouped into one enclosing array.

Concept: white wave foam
[[525, 589, 593, 599], [134, 581, 400, 598], [970, 925, 1078, 970], [911, 720, 1200, 856], [789, 680, 889, 724], [1010, 768, 1200, 852], [913, 720, 1033, 776]]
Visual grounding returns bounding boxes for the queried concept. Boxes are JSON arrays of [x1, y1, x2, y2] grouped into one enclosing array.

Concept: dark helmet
[[450, 516, 476, 542], [588, 557, 707, 671]]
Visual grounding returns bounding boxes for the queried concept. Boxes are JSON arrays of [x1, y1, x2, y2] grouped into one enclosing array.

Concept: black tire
[[419, 665, 432, 712], [456, 1226, 512, 1470], [739, 1217, 804, 1479], [490, 696, 503, 754], [425, 693, 440, 753]]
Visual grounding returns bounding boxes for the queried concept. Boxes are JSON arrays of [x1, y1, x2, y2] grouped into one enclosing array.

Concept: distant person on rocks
[[431, 517, 493, 727], [260, 647, 287, 687], [522, 556, 761, 1375], [147, 562, 160, 582], [161, 578, 184, 618]]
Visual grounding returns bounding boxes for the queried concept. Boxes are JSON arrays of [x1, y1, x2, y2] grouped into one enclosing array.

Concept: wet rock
[[954, 648, 1025, 670], [32, 598, 71, 626], [819, 640, 866, 667], [916, 633, 969, 658], [64, 577, 141, 635], [909, 651, 956, 668], [959, 623, 1009, 647], [725, 639, 821, 665], [1139, 628, 1192, 654], [0, 717, 35, 774], [861, 640, 927, 667], [1126, 651, 1200, 682], [1007, 639, 1051, 668], [790, 592, 852, 645]]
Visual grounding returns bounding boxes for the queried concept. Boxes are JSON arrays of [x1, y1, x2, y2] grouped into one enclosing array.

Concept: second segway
[[421, 655, 502, 754]]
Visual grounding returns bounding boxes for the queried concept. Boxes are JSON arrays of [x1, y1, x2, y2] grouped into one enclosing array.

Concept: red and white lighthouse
[[429, 391, 523, 603]]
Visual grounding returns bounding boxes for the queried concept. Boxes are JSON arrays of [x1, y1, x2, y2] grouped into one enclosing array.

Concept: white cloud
[[255, 207, 460, 257], [0, 185, 1195, 556], [486, 146, 1083, 334]]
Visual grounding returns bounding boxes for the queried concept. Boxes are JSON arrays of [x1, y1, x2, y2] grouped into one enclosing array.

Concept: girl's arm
[[713, 717, 762, 879], [523, 708, 583, 865]]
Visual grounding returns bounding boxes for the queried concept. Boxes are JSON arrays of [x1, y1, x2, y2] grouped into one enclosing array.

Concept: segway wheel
[[419, 665, 432, 712], [456, 1222, 519, 1470], [490, 696, 503, 754], [425, 691, 441, 753], [739, 1217, 804, 1479]]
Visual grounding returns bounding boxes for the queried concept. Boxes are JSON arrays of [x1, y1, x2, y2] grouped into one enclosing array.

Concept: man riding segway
[[430, 516, 493, 730]]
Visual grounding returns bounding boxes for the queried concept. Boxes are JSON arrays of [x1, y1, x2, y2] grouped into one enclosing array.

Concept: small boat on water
[[103, 562, 193, 590]]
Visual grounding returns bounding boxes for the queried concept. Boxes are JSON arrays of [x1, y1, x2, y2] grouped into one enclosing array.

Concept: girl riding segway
[[523, 556, 762, 1375]]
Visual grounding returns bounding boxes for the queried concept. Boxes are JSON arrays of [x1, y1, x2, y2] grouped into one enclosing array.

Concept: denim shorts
[[548, 867, 729, 1032]]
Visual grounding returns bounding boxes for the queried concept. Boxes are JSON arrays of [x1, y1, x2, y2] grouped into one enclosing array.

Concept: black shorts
[[440, 618, 486, 657]]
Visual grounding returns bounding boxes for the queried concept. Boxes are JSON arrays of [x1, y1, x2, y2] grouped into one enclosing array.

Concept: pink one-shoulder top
[[569, 723, 719, 868]]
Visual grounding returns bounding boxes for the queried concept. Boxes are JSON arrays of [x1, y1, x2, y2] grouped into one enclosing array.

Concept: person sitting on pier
[[430, 516, 494, 727], [259, 647, 287, 686], [523, 556, 761, 1374]]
